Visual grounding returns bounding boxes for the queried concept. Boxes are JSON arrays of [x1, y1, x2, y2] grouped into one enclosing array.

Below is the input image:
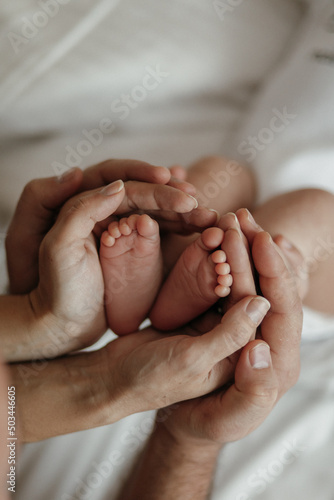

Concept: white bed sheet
[[1, 1, 333, 499]]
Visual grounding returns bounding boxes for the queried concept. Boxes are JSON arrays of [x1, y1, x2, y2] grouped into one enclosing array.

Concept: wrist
[[28, 287, 87, 360], [0, 293, 47, 362], [158, 418, 221, 461], [118, 405, 220, 499], [13, 347, 128, 441], [27, 287, 65, 359]]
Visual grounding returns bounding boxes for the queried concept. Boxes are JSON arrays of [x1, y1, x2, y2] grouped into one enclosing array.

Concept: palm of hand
[[36, 230, 107, 352]]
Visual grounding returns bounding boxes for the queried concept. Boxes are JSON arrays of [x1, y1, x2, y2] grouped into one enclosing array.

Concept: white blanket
[[1, 0, 334, 498]]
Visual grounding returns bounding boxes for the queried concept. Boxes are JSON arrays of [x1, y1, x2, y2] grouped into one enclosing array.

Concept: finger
[[167, 176, 197, 196], [81, 159, 171, 190], [93, 205, 219, 238], [211, 340, 279, 443], [106, 328, 167, 358], [6, 169, 83, 293], [236, 208, 263, 246], [118, 181, 198, 213], [53, 180, 125, 242], [196, 296, 271, 365], [218, 212, 250, 254], [169, 164, 187, 181], [221, 228, 256, 307], [252, 231, 303, 393], [218, 212, 240, 232], [153, 206, 219, 233]]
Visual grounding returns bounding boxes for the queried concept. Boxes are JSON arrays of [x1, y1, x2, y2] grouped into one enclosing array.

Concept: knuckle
[[176, 338, 199, 370], [250, 383, 279, 406], [225, 319, 253, 352], [22, 179, 39, 201], [72, 196, 89, 212], [61, 195, 91, 222]]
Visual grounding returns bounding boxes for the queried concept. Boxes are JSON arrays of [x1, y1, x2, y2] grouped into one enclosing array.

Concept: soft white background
[[0, 1, 334, 499]]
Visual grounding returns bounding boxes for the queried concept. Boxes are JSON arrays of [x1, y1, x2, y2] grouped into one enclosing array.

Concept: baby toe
[[217, 274, 233, 287], [201, 227, 224, 251], [215, 262, 230, 275], [108, 221, 122, 239], [101, 231, 116, 247], [137, 214, 159, 238], [119, 218, 132, 236], [215, 284, 231, 298], [212, 250, 227, 264]]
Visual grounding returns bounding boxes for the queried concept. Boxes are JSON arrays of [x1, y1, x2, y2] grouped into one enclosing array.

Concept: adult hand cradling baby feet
[[3, 159, 218, 361], [0, 156, 304, 447]]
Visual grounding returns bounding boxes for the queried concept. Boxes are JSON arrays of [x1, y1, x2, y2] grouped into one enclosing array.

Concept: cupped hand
[[6, 159, 216, 295], [28, 181, 126, 357], [159, 216, 302, 448], [105, 294, 270, 415]]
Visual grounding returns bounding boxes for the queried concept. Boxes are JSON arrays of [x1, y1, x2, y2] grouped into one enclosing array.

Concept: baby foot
[[149, 227, 232, 330], [218, 212, 257, 309], [236, 208, 308, 301], [100, 214, 163, 335], [273, 234, 309, 300]]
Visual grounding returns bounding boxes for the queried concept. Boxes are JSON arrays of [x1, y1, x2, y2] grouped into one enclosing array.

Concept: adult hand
[[6, 181, 125, 361], [11, 292, 269, 441], [158, 214, 302, 449], [104, 293, 270, 414], [6, 159, 216, 295]]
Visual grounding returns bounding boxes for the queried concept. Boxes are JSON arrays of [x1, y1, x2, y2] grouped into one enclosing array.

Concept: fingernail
[[57, 167, 77, 183], [246, 297, 271, 325], [226, 212, 240, 225], [249, 343, 271, 369], [186, 194, 198, 209], [246, 209, 260, 229], [209, 209, 220, 223], [226, 212, 243, 237], [101, 180, 124, 196]]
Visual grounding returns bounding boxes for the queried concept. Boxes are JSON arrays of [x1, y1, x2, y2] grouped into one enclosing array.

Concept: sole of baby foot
[[150, 227, 232, 330], [100, 213, 163, 335]]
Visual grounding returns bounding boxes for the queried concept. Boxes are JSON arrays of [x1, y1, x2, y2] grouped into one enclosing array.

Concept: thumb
[[197, 296, 271, 366], [53, 180, 125, 241], [219, 340, 279, 442]]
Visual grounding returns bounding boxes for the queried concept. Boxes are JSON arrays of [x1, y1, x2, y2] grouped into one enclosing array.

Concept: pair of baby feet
[[99, 209, 307, 336], [99, 211, 260, 335]]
